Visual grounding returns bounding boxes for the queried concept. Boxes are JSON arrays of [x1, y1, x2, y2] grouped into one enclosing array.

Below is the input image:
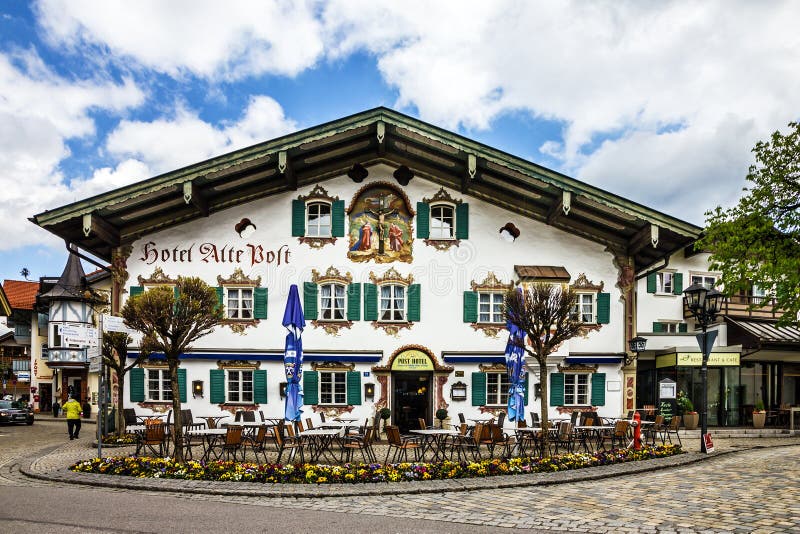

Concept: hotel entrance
[[392, 372, 432, 433]]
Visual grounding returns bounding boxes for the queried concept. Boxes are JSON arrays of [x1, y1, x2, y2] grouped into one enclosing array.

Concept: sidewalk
[[21, 419, 800, 498]]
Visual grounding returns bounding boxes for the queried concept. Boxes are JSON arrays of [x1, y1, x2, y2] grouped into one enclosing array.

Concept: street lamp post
[[626, 336, 648, 366], [682, 283, 724, 453]]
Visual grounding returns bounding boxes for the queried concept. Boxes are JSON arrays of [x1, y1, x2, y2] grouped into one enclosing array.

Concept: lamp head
[[683, 283, 708, 313]]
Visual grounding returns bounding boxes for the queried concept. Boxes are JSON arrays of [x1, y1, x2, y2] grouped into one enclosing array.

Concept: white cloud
[[0, 50, 144, 251], [104, 96, 297, 174], [35, 0, 324, 80]]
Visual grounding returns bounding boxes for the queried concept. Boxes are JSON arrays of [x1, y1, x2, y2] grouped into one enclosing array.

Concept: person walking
[[62, 396, 82, 440]]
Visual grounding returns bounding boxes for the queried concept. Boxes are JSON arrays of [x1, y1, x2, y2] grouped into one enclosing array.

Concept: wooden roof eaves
[[0, 285, 11, 317]]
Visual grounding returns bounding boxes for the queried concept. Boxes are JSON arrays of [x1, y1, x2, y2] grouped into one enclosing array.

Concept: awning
[[514, 265, 571, 282], [726, 318, 800, 350], [128, 350, 382, 363]]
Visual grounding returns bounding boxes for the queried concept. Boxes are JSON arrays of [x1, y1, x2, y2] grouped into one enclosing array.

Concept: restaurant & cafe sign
[[656, 352, 740, 368]]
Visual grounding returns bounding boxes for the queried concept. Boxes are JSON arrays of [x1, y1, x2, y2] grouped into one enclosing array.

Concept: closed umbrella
[[282, 284, 306, 422], [505, 320, 527, 423]]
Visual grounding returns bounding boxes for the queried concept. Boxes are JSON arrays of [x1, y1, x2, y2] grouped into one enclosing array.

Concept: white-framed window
[[379, 284, 406, 322], [306, 201, 332, 237], [320, 371, 347, 405], [691, 274, 717, 290], [430, 204, 455, 239], [572, 293, 595, 323], [564, 373, 590, 406], [147, 369, 173, 402], [486, 372, 511, 405], [657, 272, 674, 294], [478, 292, 504, 323], [226, 287, 253, 319], [751, 284, 768, 304], [227, 369, 254, 403], [320, 283, 346, 321]]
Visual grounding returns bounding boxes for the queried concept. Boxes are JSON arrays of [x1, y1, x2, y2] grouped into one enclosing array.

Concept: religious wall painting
[[347, 182, 414, 263]]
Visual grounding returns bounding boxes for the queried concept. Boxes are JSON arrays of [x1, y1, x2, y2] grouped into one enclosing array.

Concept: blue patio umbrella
[[505, 320, 527, 423], [282, 284, 306, 422]]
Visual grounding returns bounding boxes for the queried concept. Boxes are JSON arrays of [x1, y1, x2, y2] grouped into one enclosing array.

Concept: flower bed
[[70, 444, 682, 484], [100, 434, 138, 446]]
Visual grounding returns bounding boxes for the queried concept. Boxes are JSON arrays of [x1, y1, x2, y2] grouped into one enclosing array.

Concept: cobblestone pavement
[[4, 419, 800, 533]]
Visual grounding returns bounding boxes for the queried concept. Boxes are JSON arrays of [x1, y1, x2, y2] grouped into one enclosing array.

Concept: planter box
[[752, 411, 766, 428], [683, 412, 699, 430]]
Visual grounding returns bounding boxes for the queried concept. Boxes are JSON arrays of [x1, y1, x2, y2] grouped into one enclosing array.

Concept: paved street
[[2, 419, 799, 533]]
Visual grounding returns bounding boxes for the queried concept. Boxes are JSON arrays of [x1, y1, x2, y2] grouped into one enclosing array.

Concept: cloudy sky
[[1, 0, 798, 283]]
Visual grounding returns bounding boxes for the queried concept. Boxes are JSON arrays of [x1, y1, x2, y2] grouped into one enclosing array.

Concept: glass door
[[392, 372, 431, 434]]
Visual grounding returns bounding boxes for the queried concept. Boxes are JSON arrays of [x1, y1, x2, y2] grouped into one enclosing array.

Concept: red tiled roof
[[2, 280, 39, 310]]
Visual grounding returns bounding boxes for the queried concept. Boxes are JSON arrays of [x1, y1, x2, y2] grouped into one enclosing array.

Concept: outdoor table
[[126, 424, 147, 433], [510, 427, 543, 456], [469, 417, 494, 423], [573, 425, 614, 452], [410, 429, 459, 462], [185, 428, 227, 461], [136, 414, 167, 424], [319, 421, 356, 436], [198, 415, 229, 429], [333, 417, 358, 422], [299, 428, 342, 463]]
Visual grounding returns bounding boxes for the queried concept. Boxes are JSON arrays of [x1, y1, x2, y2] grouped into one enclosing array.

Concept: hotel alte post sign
[[391, 349, 434, 371]]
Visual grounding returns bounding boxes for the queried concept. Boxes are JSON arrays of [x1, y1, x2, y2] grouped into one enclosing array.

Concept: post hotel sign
[[391, 350, 434, 371], [656, 352, 740, 368]]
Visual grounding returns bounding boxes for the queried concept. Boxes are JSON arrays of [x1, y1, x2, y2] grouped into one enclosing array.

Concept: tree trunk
[[116, 370, 125, 436], [169, 360, 184, 462], [538, 359, 550, 457]]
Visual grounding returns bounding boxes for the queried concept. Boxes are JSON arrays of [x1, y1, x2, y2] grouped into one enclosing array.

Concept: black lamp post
[[626, 336, 648, 366], [683, 283, 724, 452]]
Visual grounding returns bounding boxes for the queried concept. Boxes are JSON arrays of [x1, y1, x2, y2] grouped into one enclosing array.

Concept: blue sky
[[1, 1, 799, 284]]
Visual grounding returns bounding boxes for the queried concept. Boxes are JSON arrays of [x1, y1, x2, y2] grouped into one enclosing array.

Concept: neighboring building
[[636, 247, 800, 426], [31, 108, 719, 430], [1, 280, 38, 404]]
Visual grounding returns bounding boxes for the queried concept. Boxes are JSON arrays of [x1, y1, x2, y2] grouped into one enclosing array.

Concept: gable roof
[[2, 280, 39, 310], [31, 107, 701, 270]]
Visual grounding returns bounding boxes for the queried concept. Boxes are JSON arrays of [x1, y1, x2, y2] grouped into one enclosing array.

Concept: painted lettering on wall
[[140, 241, 291, 268]]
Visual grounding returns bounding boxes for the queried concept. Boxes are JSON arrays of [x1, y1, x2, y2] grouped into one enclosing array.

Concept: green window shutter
[[129, 286, 144, 298], [653, 322, 664, 333], [303, 282, 318, 320], [347, 371, 361, 405], [407, 284, 421, 322], [471, 372, 486, 406], [210, 369, 225, 404], [591, 373, 606, 406], [463, 291, 478, 323], [523, 372, 529, 405], [178, 368, 187, 403], [291, 199, 306, 237], [254, 370, 267, 404], [303, 371, 319, 405], [416, 201, 430, 239], [646, 273, 657, 293], [215, 287, 224, 313], [254, 287, 268, 319], [331, 200, 346, 237], [678, 322, 688, 333], [673, 273, 684, 295], [550, 373, 565, 406], [455, 203, 469, 239], [596, 292, 610, 324], [363, 283, 378, 321], [130, 368, 144, 402], [347, 283, 361, 321]]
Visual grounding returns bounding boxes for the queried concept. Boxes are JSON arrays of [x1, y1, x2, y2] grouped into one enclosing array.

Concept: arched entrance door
[[391, 349, 434, 434]]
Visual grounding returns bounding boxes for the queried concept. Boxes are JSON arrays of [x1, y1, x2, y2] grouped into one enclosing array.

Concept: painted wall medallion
[[347, 182, 414, 263]]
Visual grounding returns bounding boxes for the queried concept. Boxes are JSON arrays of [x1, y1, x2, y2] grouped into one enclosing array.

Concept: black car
[[0, 400, 34, 425]]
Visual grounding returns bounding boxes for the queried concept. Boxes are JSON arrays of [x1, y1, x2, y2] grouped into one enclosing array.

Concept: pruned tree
[[101, 331, 149, 436], [698, 122, 800, 327], [121, 277, 223, 462], [505, 283, 585, 456]]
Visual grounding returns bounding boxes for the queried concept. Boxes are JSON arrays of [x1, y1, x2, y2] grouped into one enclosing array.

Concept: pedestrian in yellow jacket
[[62, 396, 82, 440]]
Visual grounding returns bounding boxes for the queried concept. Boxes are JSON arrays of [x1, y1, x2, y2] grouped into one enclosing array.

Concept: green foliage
[[435, 408, 448, 421], [676, 391, 695, 413], [379, 407, 391, 420], [755, 397, 765, 412], [698, 122, 800, 327]]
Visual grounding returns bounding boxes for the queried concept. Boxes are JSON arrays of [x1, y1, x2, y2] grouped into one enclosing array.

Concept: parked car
[[0, 400, 34, 425]]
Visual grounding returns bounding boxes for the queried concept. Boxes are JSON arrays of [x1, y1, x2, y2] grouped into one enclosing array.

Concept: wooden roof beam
[[546, 190, 571, 225], [182, 180, 209, 217], [461, 153, 477, 193], [628, 223, 660, 256], [376, 120, 386, 157], [82, 212, 120, 247], [279, 150, 296, 190]]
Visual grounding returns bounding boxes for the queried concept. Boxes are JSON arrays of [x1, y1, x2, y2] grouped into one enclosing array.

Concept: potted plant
[[677, 391, 698, 430], [752, 398, 766, 428], [378, 407, 391, 436], [435, 408, 449, 429]]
